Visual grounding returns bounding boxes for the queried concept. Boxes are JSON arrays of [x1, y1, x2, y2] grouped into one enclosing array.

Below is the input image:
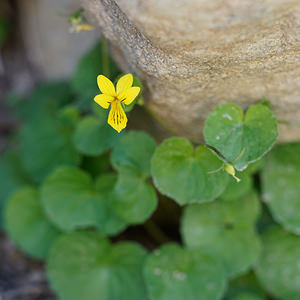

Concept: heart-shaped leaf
[[20, 114, 80, 183], [41, 167, 127, 235], [181, 192, 261, 277], [261, 142, 300, 234], [47, 231, 148, 300], [5, 187, 61, 259], [111, 170, 158, 224], [204, 103, 278, 171], [143, 243, 226, 300], [255, 226, 300, 300], [111, 131, 156, 177], [151, 137, 228, 205]]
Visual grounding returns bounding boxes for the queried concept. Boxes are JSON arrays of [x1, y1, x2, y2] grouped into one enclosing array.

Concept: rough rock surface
[[82, 0, 300, 142]]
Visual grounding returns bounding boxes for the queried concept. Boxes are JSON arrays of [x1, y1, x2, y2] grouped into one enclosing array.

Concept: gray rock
[[82, 0, 300, 142]]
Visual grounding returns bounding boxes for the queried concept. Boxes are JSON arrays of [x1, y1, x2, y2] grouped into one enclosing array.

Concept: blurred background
[[0, 1, 98, 299]]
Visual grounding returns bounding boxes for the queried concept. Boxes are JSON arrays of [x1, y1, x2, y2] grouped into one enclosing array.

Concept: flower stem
[[143, 104, 178, 136], [101, 36, 110, 78], [144, 220, 171, 244]]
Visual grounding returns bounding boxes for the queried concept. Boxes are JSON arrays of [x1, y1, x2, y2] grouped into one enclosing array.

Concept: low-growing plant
[[1, 39, 300, 300]]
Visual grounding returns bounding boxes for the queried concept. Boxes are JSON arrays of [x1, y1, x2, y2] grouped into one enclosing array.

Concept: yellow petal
[[108, 101, 128, 133], [97, 75, 116, 96], [75, 24, 94, 32], [119, 87, 140, 105], [94, 94, 114, 109], [116, 74, 133, 95]]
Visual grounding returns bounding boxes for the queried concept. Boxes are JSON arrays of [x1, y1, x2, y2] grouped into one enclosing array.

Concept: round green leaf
[[225, 272, 266, 300], [20, 115, 80, 183], [144, 243, 226, 300], [255, 226, 300, 300], [41, 167, 97, 231], [182, 192, 261, 277], [111, 131, 156, 177], [73, 116, 119, 156], [5, 187, 61, 259], [151, 137, 228, 205], [47, 232, 147, 300], [204, 103, 278, 171], [111, 170, 158, 224], [41, 167, 127, 235], [261, 142, 300, 234], [94, 174, 127, 235]]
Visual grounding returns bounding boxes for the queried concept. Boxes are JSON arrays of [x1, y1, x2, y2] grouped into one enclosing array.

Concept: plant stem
[[278, 120, 300, 127], [144, 220, 171, 244], [101, 36, 110, 78], [143, 104, 178, 136]]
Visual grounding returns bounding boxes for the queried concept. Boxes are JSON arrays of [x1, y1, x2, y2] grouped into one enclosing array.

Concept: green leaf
[[181, 192, 261, 277], [41, 167, 96, 231], [73, 116, 119, 156], [204, 103, 278, 171], [111, 131, 156, 177], [255, 226, 300, 300], [5, 187, 61, 259], [111, 170, 158, 224], [0, 151, 31, 225], [47, 231, 148, 300], [41, 167, 128, 235], [71, 40, 119, 101], [20, 114, 80, 183], [261, 142, 300, 234], [143, 243, 226, 300], [225, 272, 266, 300], [151, 137, 228, 205], [14, 82, 74, 120], [94, 174, 127, 235]]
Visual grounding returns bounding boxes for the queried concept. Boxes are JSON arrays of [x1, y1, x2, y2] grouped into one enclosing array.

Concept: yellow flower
[[94, 74, 140, 133], [75, 24, 94, 32]]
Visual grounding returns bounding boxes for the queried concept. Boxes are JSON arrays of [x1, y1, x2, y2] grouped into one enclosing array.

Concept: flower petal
[[108, 101, 128, 133], [97, 75, 116, 96], [120, 87, 141, 105], [116, 74, 133, 95], [94, 94, 114, 109]]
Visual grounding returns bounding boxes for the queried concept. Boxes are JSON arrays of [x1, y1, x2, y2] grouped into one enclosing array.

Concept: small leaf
[[255, 226, 300, 300], [151, 137, 228, 205], [111, 170, 158, 224], [73, 116, 119, 156], [111, 131, 156, 177], [143, 243, 226, 300], [47, 231, 148, 300], [5, 187, 61, 259], [41, 167, 128, 235], [261, 142, 300, 234], [225, 272, 266, 300], [41, 167, 96, 231], [181, 192, 261, 277], [204, 103, 278, 171], [20, 114, 80, 183]]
